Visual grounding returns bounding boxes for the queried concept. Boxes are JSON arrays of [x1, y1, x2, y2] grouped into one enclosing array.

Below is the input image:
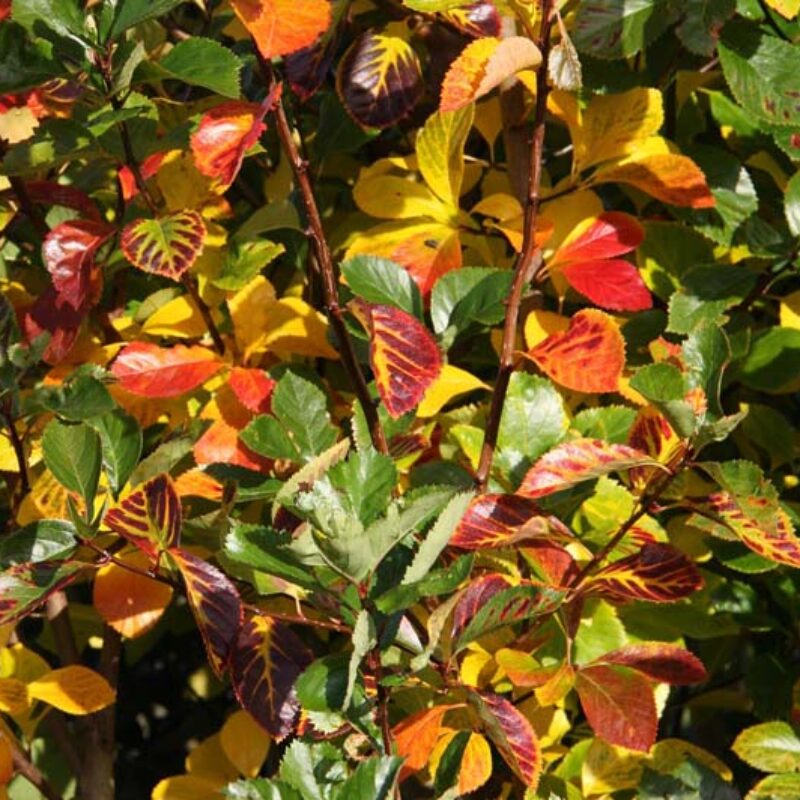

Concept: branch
[[182, 274, 226, 355], [46, 591, 80, 666], [9, 737, 64, 800], [255, 55, 388, 454], [475, 1, 555, 490], [2, 400, 30, 502]]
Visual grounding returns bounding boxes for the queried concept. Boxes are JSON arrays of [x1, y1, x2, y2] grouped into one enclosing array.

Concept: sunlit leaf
[[220, 710, 271, 778], [28, 666, 115, 716], [733, 721, 800, 773], [228, 368, 276, 414], [416, 364, 487, 418], [596, 642, 707, 684], [430, 731, 492, 795], [393, 704, 456, 780], [440, 37, 541, 113], [524, 309, 625, 393], [121, 211, 206, 280], [0, 561, 84, 626]]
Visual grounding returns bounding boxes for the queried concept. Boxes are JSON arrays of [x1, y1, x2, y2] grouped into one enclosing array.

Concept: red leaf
[[560, 258, 652, 312], [231, 0, 331, 59], [451, 574, 512, 641], [104, 474, 182, 558], [170, 548, 243, 677], [597, 643, 707, 685], [190, 101, 269, 188], [470, 691, 541, 788], [228, 368, 276, 414], [110, 342, 222, 398], [24, 181, 102, 221], [42, 220, 114, 310], [121, 211, 206, 280], [358, 302, 442, 419], [585, 542, 704, 603], [285, 39, 337, 101], [517, 438, 658, 499], [119, 151, 166, 202], [22, 286, 85, 364], [230, 613, 313, 737], [575, 664, 657, 752], [451, 494, 571, 550], [521, 541, 578, 587], [552, 213, 644, 264], [525, 309, 625, 393], [393, 705, 457, 780], [441, 1, 502, 38]]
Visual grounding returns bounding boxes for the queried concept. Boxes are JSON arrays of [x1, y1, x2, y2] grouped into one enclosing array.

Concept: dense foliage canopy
[[0, 0, 799, 798]]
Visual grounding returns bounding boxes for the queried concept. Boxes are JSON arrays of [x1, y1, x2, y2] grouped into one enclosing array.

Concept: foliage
[[0, 0, 799, 798]]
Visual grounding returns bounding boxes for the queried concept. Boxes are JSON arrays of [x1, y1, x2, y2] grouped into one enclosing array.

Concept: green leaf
[[375, 554, 473, 613], [572, 406, 637, 444], [328, 449, 397, 527], [740, 328, 800, 394], [638, 758, 737, 800], [2, 118, 97, 176], [271, 372, 339, 462], [573, 0, 677, 59], [719, 19, 800, 129], [31, 374, 116, 421], [214, 240, 285, 291], [41, 420, 102, 513], [296, 654, 350, 713], [11, 0, 85, 39], [241, 415, 299, 461], [675, 0, 735, 56], [430, 267, 514, 336], [279, 741, 347, 800], [630, 362, 685, 403], [141, 37, 242, 98], [574, 600, 627, 665], [0, 24, 66, 94], [0, 520, 78, 568], [496, 373, 569, 485], [225, 780, 303, 800], [786, 171, 800, 238], [402, 490, 473, 585], [333, 757, 402, 800], [341, 256, 423, 319], [88, 410, 142, 497], [682, 324, 731, 417], [732, 721, 800, 773], [747, 773, 800, 800], [108, 0, 186, 40], [344, 610, 375, 710]]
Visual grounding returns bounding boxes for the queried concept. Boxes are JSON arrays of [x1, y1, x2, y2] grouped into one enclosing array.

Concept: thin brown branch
[[45, 591, 80, 666], [475, 1, 556, 490], [7, 175, 49, 238], [255, 54, 388, 454], [9, 736, 64, 800], [2, 401, 30, 500]]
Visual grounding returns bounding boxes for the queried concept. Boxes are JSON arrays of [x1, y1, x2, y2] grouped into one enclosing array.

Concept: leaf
[[0, 561, 84, 626], [89, 410, 143, 497], [42, 220, 114, 310], [732, 722, 800, 773], [220, 711, 271, 779], [575, 665, 657, 752], [42, 419, 102, 512], [525, 309, 625, 394], [335, 756, 403, 800], [719, 19, 800, 129], [469, 691, 541, 788], [110, 342, 222, 398], [191, 101, 268, 188], [593, 153, 716, 209], [431, 731, 492, 796], [597, 643, 707, 684], [27, 666, 115, 715], [585, 542, 704, 603], [518, 439, 657, 499], [786, 171, 800, 237], [450, 493, 567, 550], [231, 0, 331, 59], [0, 678, 28, 715], [108, 0, 185, 38], [120, 211, 206, 280], [104, 474, 182, 557], [416, 105, 474, 208], [440, 37, 542, 113], [344, 609, 375, 710], [0, 520, 77, 567], [549, 30, 582, 91], [741, 328, 800, 394], [747, 773, 800, 800], [375, 554, 473, 614], [230, 614, 313, 737], [93, 551, 174, 639], [328, 448, 397, 526], [337, 33, 423, 129], [152, 38, 242, 98], [416, 365, 488, 418], [430, 267, 514, 336], [357, 302, 442, 419], [228, 368, 276, 414], [341, 255, 423, 319], [573, 0, 675, 59], [393, 705, 456, 780]]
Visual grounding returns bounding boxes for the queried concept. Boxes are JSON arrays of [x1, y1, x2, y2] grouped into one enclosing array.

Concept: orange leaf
[[357, 302, 442, 418], [227, 368, 276, 414], [430, 731, 492, 794], [231, 0, 331, 59], [517, 439, 658, 499], [524, 308, 625, 393], [173, 469, 224, 501], [575, 664, 657, 752], [440, 37, 542, 113], [110, 342, 222, 398], [393, 704, 456, 780], [93, 551, 174, 639], [594, 153, 715, 209]]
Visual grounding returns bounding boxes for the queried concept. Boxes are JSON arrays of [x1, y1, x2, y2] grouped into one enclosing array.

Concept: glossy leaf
[[393, 704, 456, 780], [42, 419, 102, 512], [28, 666, 115, 715], [111, 342, 222, 398], [597, 643, 707, 685], [586, 542, 704, 603], [120, 211, 206, 280], [575, 664, 658, 751], [518, 438, 657, 499], [153, 38, 242, 99], [0, 561, 84, 626], [89, 410, 143, 497], [0, 520, 77, 567], [337, 33, 423, 129], [104, 474, 182, 558], [340, 255, 423, 319], [228, 368, 276, 415], [440, 37, 541, 112], [732, 721, 800, 773], [230, 614, 312, 737], [525, 309, 626, 393]]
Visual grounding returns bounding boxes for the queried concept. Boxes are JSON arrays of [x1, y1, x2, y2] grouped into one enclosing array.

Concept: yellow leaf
[[143, 296, 212, 339], [151, 774, 226, 799], [156, 150, 219, 212], [28, 666, 115, 715], [474, 97, 503, 152], [764, 0, 800, 17], [539, 189, 604, 258], [0, 107, 39, 145], [524, 310, 570, 350], [228, 275, 278, 360], [185, 734, 239, 782], [0, 679, 28, 715], [16, 470, 72, 526], [575, 87, 664, 171], [450, 423, 484, 472], [219, 710, 270, 778], [0, 644, 50, 684], [417, 365, 488, 418], [416, 105, 475, 209], [582, 738, 645, 795], [0, 434, 19, 473], [430, 731, 492, 795], [353, 175, 453, 223], [459, 645, 497, 688], [263, 297, 339, 360], [649, 738, 733, 782], [780, 290, 800, 330]]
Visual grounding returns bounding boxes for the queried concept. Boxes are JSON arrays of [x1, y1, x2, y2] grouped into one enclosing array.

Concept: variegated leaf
[[596, 642, 707, 685], [121, 211, 206, 280], [0, 560, 84, 626]]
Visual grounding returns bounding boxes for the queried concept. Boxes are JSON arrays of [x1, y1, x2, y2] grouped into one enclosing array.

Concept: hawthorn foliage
[[0, 0, 799, 798]]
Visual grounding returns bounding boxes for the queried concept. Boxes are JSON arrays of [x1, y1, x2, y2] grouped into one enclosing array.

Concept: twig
[[45, 591, 80, 666], [7, 175, 49, 238], [475, 0, 555, 490], [2, 401, 30, 499], [8, 737, 63, 800], [255, 54, 388, 454], [182, 274, 226, 355]]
